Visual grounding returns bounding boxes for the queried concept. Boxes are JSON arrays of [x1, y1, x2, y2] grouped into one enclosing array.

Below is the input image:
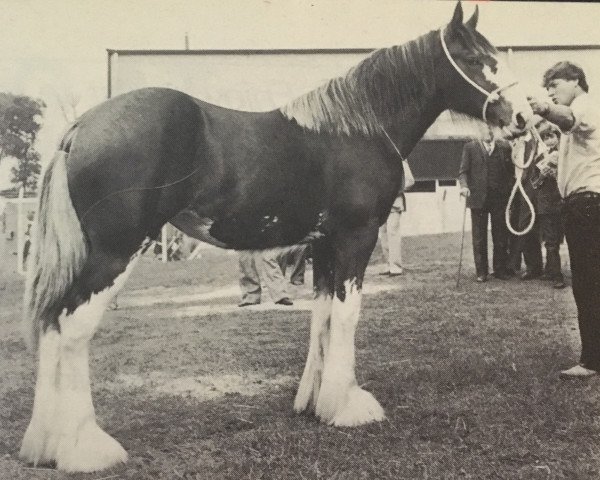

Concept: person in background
[[238, 249, 294, 307], [284, 244, 309, 286], [379, 159, 415, 276], [459, 126, 514, 282], [529, 61, 599, 377], [530, 119, 565, 289], [513, 129, 544, 282]]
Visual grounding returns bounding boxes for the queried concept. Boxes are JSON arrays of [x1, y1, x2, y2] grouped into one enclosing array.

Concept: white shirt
[[557, 93, 600, 197]]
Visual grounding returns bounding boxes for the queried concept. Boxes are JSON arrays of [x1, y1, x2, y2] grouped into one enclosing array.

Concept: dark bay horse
[[20, 3, 533, 472]]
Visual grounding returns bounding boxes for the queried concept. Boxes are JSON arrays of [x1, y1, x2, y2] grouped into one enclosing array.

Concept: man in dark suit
[[459, 127, 513, 282]]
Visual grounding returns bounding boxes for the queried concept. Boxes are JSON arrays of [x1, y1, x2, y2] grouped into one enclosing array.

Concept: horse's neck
[[386, 92, 445, 157]]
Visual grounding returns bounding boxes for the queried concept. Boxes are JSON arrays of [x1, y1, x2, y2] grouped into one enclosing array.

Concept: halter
[[441, 27, 540, 236], [440, 28, 519, 123]]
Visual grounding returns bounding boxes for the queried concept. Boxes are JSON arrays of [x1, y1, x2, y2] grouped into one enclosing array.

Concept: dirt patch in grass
[[109, 371, 295, 401]]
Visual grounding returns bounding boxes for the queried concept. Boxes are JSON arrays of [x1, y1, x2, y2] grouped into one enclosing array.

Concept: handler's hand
[[527, 96, 550, 117], [460, 187, 470, 198]]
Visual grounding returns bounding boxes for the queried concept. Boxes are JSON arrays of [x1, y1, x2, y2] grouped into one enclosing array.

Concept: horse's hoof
[[20, 421, 52, 467], [56, 422, 127, 473], [294, 384, 319, 414], [331, 387, 385, 427], [294, 365, 321, 414]]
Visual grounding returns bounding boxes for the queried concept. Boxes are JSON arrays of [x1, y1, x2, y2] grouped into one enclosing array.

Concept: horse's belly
[[171, 207, 327, 250], [170, 209, 231, 248]]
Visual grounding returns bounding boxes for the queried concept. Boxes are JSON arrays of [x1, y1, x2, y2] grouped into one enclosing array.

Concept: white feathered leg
[[20, 329, 60, 465], [315, 280, 384, 426], [21, 257, 137, 472], [294, 294, 332, 412]]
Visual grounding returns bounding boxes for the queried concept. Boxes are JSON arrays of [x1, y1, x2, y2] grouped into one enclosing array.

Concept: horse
[[19, 2, 533, 472]]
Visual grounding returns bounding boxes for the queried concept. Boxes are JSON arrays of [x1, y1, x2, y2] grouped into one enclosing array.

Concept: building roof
[[107, 45, 600, 56]]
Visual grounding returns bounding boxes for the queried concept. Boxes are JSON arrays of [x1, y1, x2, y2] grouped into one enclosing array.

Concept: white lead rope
[[440, 27, 538, 236], [505, 129, 548, 236]]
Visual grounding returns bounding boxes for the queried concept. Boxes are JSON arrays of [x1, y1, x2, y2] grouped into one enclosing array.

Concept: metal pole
[[456, 193, 469, 288]]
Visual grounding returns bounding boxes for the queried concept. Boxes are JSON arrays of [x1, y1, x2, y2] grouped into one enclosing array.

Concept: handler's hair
[[542, 61, 589, 93]]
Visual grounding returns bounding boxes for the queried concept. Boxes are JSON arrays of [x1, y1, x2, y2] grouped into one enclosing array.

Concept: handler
[[529, 61, 600, 377]]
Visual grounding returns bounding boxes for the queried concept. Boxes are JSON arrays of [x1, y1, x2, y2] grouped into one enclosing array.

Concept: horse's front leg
[[294, 238, 335, 413], [315, 222, 384, 426]]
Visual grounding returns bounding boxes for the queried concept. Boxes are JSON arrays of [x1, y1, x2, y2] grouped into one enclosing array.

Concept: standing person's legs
[[470, 208, 489, 279], [508, 234, 523, 273], [539, 213, 565, 285], [507, 203, 523, 273], [238, 251, 261, 306], [386, 211, 403, 275], [378, 220, 390, 274], [563, 197, 600, 374], [289, 245, 308, 285], [521, 222, 543, 278], [261, 249, 292, 304], [490, 202, 509, 277]]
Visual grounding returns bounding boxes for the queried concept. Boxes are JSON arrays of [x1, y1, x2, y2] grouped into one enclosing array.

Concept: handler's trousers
[[563, 192, 600, 371]]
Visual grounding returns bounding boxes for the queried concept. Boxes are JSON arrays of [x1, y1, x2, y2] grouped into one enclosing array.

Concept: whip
[[456, 191, 469, 288]]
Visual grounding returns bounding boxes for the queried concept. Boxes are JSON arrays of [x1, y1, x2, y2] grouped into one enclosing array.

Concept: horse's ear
[[450, 2, 463, 30], [465, 5, 479, 30]]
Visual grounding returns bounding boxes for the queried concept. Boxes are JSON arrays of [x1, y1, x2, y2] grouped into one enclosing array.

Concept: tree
[[0, 93, 45, 193], [11, 149, 42, 193]]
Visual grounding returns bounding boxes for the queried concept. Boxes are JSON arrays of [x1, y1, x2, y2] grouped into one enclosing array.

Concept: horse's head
[[438, 3, 533, 136]]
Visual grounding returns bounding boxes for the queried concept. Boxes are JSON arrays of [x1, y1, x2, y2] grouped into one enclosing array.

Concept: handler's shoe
[[560, 364, 597, 378]]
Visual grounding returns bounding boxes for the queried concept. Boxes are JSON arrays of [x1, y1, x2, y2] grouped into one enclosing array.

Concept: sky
[[1, 0, 599, 187]]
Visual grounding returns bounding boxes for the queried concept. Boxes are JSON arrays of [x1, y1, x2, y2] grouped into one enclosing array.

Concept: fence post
[[161, 224, 168, 263], [17, 186, 25, 275]]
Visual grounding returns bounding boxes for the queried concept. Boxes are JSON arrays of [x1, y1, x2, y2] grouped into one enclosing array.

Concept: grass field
[[1, 232, 600, 479]]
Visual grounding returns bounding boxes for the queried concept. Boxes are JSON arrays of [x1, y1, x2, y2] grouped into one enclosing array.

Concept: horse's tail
[[23, 127, 88, 352]]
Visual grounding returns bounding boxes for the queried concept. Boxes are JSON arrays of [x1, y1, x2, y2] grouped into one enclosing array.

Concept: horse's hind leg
[[315, 223, 384, 426], [294, 238, 334, 413], [20, 249, 141, 472], [19, 328, 60, 466]]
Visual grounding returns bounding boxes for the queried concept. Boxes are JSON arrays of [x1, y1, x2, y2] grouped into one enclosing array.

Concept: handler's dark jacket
[[458, 140, 513, 209]]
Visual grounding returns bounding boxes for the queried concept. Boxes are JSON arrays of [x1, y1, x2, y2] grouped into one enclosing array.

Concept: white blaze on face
[[482, 55, 533, 127]]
